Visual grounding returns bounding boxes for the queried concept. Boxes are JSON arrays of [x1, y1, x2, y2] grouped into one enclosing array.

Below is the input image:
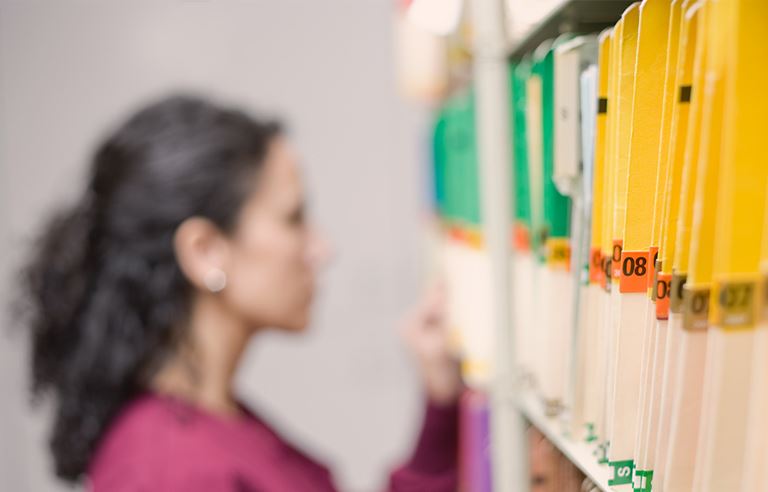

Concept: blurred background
[[0, 1, 433, 490]]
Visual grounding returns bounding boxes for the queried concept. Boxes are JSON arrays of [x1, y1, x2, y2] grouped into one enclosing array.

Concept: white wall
[[0, 1, 431, 490]]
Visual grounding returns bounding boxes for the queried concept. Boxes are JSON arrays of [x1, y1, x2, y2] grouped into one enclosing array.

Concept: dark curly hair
[[18, 94, 281, 482]]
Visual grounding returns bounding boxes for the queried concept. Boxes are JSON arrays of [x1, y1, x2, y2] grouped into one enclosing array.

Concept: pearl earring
[[203, 268, 227, 293]]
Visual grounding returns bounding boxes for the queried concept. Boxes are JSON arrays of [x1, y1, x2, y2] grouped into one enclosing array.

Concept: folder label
[[682, 284, 710, 331], [762, 270, 768, 322], [679, 84, 692, 103], [513, 223, 531, 252], [619, 250, 651, 293], [669, 272, 688, 313], [652, 259, 662, 301], [596, 441, 609, 464], [656, 271, 672, 320], [545, 237, 571, 270], [598, 97, 608, 114], [712, 276, 759, 330], [648, 260, 666, 302], [612, 239, 624, 279], [608, 459, 635, 486], [461, 359, 490, 379], [590, 246, 604, 284], [602, 251, 612, 291], [647, 246, 659, 291], [634, 469, 653, 492], [586, 422, 598, 443], [447, 225, 484, 250]]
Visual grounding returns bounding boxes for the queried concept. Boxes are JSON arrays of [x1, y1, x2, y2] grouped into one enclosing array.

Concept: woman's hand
[[400, 282, 463, 405]]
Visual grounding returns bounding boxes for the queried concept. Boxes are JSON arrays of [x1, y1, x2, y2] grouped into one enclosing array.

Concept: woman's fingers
[[400, 281, 463, 404]]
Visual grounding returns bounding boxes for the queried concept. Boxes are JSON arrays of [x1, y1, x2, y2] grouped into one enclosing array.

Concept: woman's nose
[[306, 226, 334, 271]]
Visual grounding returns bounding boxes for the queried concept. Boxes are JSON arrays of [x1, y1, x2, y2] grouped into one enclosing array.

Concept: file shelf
[[402, 0, 768, 490], [508, 0, 635, 60]]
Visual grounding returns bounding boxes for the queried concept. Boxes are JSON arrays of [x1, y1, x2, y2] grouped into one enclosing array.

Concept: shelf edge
[[517, 391, 614, 491]]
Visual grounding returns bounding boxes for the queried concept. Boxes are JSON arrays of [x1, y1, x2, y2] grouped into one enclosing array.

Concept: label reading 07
[[712, 276, 759, 330]]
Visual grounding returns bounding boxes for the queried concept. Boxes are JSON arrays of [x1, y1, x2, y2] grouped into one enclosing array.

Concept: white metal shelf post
[[470, 0, 528, 491]]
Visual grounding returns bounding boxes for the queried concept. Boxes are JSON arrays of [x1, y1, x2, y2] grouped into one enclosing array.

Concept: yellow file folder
[[652, 2, 700, 487], [581, 29, 612, 447], [633, 3, 683, 490], [607, 1, 670, 488], [694, 0, 768, 489]]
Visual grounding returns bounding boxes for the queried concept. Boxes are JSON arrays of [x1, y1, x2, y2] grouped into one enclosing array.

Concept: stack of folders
[[431, 0, 768, 490], [431, 91, 494, 491]]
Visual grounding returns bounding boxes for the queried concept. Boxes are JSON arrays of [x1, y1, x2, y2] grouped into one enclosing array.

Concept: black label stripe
[[679, 85, 692, 103], [598, 97, 608, 114]]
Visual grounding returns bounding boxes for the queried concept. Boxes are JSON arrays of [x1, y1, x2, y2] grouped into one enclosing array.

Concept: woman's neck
[[151, 293, 253, 417]]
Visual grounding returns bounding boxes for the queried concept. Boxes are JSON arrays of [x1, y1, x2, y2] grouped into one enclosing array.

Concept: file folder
[[526, 54, 548, 396], [534, 37, 574, 414], [436, 93, 494, 388], [633, 4, 682, 490], [596, 19, 624, 462], [652, 3, 700, 488], [553, 35, 597, 425], [658, 4, 710, 491], [693, 0, 768, 489], [579, 29, 611, 447], [605, 3, 641, 487], [570, 62, 598, 441], [608, 0, 672, 485], [510, 60, 538, 382], [667, 1, 729, 489], [741, 185, 768, 491]]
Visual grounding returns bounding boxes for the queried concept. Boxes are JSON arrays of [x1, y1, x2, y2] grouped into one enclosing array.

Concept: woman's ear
[[173, 217, 230, 292]]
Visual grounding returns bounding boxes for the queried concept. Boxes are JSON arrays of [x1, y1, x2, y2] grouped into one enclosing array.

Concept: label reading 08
[[619, 250, 650, 294]]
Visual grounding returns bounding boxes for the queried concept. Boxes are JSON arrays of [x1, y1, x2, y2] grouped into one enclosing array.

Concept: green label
[[585, 422, 597, 443], [633, 469, 653, 492], [595, 441, 609, 465], [609, 459, 635, 486]]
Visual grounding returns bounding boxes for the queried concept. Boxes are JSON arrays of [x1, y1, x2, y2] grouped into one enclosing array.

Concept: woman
[[20, 95, 462, 491]]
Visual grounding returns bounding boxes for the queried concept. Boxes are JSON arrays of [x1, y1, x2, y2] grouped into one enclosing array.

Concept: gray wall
[[0, 1, 431, 490]]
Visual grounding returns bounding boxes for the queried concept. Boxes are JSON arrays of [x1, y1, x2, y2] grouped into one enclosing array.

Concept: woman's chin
[[279, 314, 312, 333]]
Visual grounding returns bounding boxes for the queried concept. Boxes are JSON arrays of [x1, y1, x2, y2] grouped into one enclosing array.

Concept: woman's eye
[[288, 208, 305, 226]]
